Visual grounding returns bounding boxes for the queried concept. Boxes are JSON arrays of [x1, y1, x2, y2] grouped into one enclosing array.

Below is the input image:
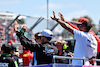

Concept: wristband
[[56, 18, 59, 22]]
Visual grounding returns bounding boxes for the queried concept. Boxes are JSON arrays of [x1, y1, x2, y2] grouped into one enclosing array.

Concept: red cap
[[74, 18, 89, 25]]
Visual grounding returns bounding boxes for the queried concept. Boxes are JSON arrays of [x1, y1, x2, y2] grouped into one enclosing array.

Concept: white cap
[[39, 29, 53, 37]]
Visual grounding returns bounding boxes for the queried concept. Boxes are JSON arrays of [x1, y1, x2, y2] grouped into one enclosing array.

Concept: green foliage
[[17, 19, 25, 24], [72, 16, 93, 22], [72, 18, 79, 21], [83, 16, 93, 22]]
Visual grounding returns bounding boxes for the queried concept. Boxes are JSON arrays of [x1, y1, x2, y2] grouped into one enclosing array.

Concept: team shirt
[[72, 29, 97, 65]]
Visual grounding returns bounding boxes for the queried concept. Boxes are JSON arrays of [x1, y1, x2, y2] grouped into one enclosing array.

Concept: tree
[[17, 19, 25, 24], [71, 18, 79, 21], [72, 16, 93, 22]]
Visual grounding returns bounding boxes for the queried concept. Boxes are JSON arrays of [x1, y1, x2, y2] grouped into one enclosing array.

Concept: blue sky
[[0, 0, 100, 32]]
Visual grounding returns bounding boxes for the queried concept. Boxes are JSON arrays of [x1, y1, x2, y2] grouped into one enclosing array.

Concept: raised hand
[[22, 24, 28, 32], [50, 11, 57, 20], [58, 12, 66, 22], [14, 21, 18, 31]]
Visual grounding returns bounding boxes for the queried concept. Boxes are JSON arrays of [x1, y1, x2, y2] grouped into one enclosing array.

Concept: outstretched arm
[[13, 21, 38, 51], [58, 12, 79, 30], [51, 11, 74, 34], [14, 21, 28, 32]]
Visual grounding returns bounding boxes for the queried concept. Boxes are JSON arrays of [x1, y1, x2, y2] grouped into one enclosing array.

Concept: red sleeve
[[67, 22, 79, 30], [89, 30, 100, 55], [19, 53, 23, 58]]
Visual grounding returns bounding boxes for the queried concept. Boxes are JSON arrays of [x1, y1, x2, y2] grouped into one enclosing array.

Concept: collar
[[2, 53, 11, 56], [42, 42, 50, 44]]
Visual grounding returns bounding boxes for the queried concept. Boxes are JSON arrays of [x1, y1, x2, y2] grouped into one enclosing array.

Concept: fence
[[53, 55, 100, 66]]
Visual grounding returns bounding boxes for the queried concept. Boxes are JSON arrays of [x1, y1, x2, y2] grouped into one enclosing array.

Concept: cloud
[[64, 10, 90, 21], [0, 0, 20, 6]]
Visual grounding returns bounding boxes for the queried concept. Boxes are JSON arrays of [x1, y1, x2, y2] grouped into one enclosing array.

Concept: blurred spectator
[[34, 32, 42, 43], [2, 21, 8, 27], [56, 40, 71, 64], [11, 45, 23, 67], [0, 47, 1, 57], [65, 41, 72, 53], [56, 40, 63, 56], [0, 26, 5, 43], [8, 40, 12, 45], [64, 41, 74, 57], [57, 33, 63, 40], [0, 44, 18, 67], [19, 49, 33, 66]]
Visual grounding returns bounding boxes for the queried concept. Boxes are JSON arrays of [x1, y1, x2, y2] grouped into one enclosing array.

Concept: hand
[[58, 12, 66, 22], [14, 21, 18, 31], [22, 24, 28, 32], [50, 11, 58, 20], [14, 21, 18, 25]]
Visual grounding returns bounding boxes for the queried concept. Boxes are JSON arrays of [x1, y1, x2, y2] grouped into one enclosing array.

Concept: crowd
[[0, 11, 100, 67]]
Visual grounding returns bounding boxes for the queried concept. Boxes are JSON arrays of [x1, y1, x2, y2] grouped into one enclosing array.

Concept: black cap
[[1, 44, 12, 54], [82, 21, 92, 31]]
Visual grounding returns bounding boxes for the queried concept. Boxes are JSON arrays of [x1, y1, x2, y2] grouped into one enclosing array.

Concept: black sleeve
[[12, 59, 18, 67], [16, 29, 40, 52]]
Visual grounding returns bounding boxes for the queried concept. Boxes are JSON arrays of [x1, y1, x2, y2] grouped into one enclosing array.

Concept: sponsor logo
[[0, 63, 9, 67]]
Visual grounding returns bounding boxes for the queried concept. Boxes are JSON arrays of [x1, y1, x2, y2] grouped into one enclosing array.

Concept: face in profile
[[35, 37, 42, 43], [77, 24, 82, 31]]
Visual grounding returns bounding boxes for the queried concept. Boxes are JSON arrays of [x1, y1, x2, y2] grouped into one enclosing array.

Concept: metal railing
[[53, 55, 100, 66]]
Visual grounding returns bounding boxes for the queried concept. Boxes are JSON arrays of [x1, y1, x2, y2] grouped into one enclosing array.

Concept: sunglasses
[[35, 37, 41, 41]]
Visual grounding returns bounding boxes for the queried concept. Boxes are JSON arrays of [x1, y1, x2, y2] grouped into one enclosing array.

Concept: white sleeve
[[73, 29, 82, 40]]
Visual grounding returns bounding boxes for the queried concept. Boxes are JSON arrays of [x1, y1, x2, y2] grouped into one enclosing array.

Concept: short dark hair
[[1, 44, 11, 54], [11, 45, 16, 51], [34, 32, 41, 39], [82, 21, 92, 32]]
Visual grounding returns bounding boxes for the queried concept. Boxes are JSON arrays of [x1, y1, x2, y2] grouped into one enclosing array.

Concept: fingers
[[14, 24, 18, 31], [58, 13, 60, 17], [14, 21, 18, 31], [53, 11, 55, 16], [23, 24, 28, 29], [53, 11, 56, 18], [59, 12, 63, 16], [50, 16, 53, 19], [22, 24, 28, 30], [58, 12, 63, 17], [14, 21, 18, 25], [50, 11, 57, 20]]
